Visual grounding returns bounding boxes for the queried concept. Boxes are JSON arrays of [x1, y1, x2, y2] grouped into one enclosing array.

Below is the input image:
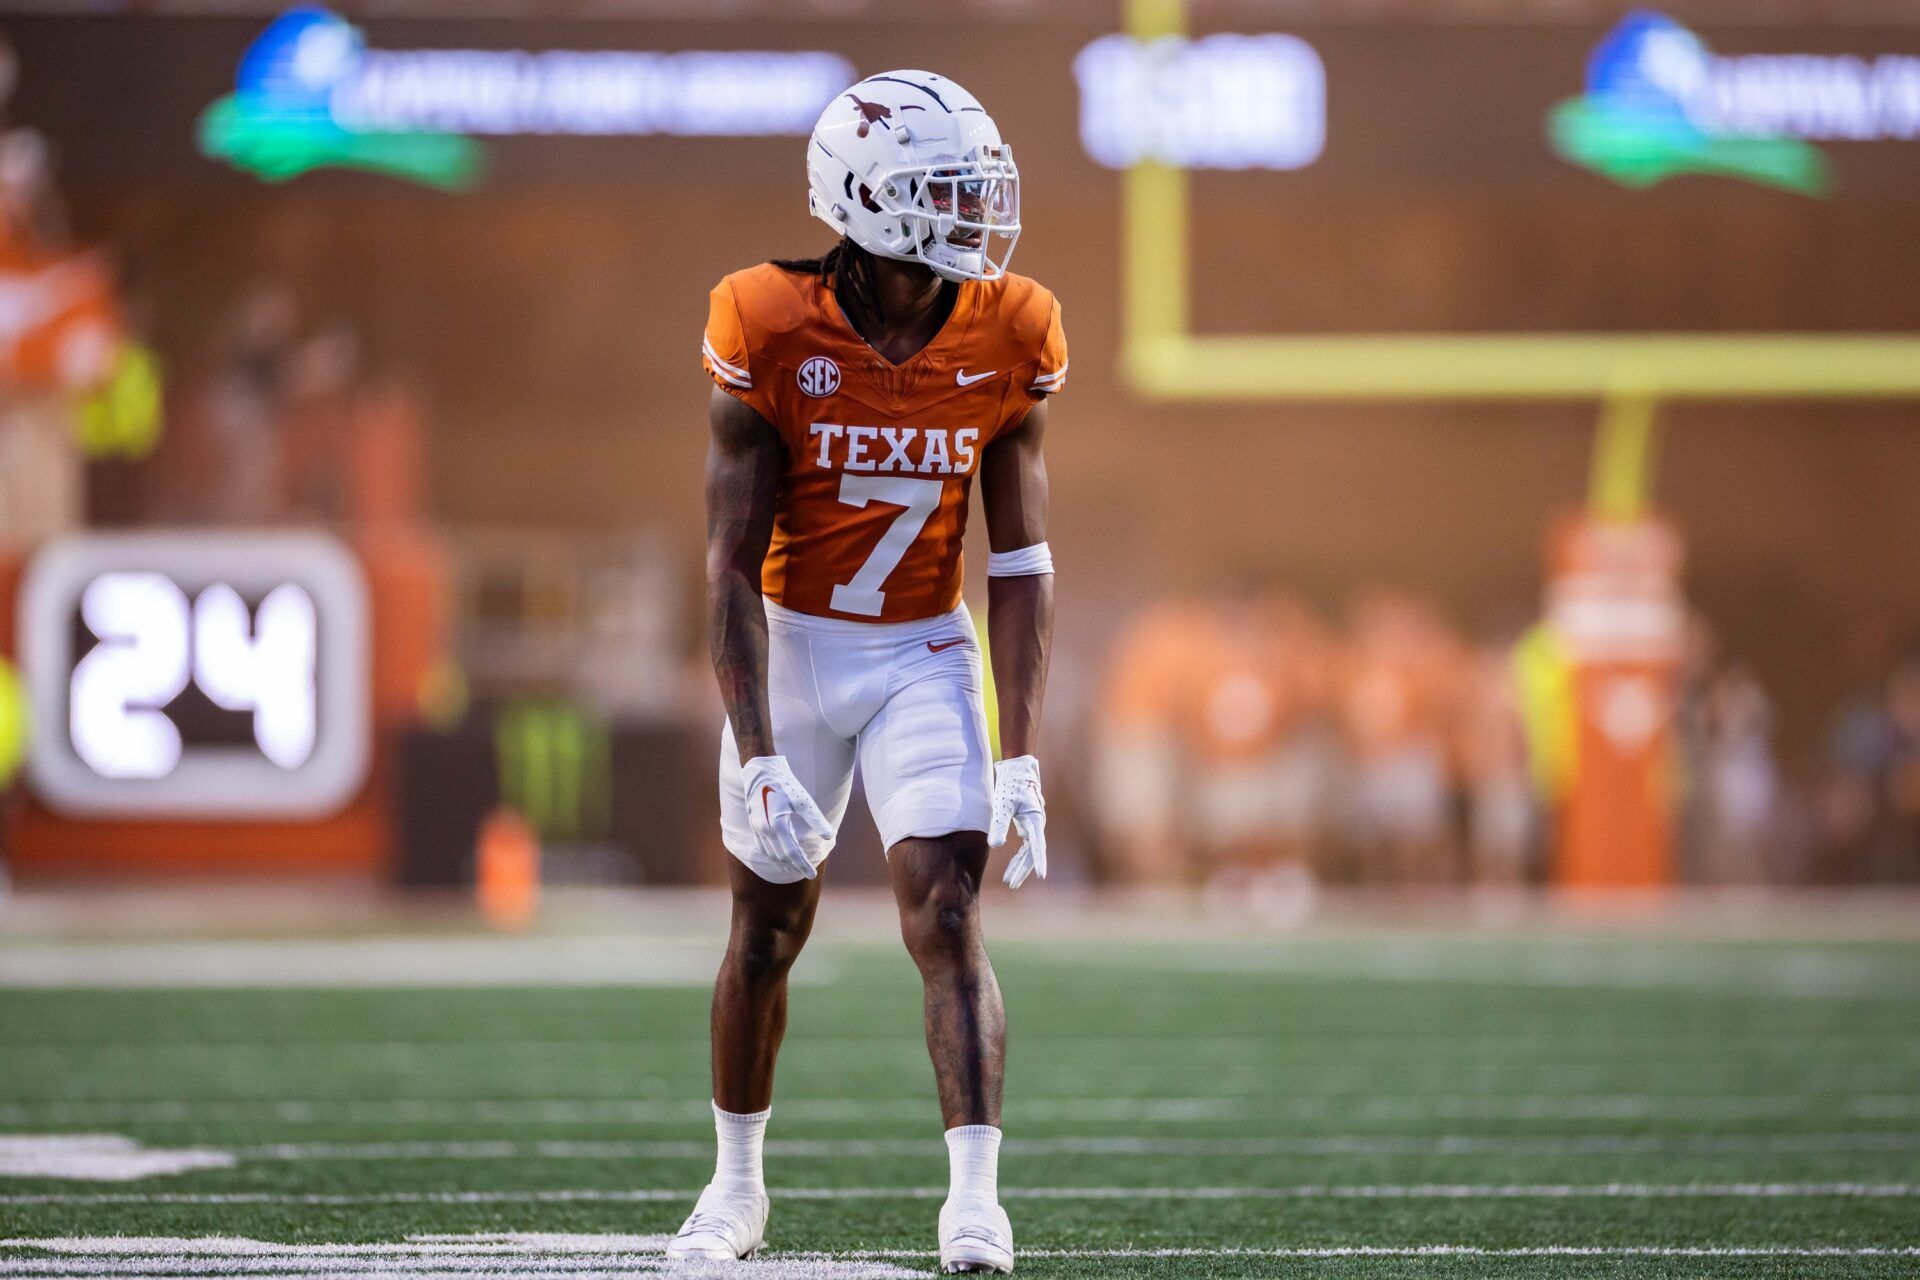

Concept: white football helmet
[[806, 70, 1020, 282]]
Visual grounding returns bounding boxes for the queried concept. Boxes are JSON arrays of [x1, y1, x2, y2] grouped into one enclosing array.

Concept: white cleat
[[938, 1195, 1014, 1274], [666, 1182, 768, 1262]]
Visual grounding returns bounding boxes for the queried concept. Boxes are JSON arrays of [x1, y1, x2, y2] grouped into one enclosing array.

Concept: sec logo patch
[[797, 356, 841, 398]]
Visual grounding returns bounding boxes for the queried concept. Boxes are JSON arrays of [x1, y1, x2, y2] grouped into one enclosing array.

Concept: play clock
[[18, 531, 371, 818]]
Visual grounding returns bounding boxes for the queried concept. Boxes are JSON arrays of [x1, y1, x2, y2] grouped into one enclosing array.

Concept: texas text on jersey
[[702, 262, 1066, 623]]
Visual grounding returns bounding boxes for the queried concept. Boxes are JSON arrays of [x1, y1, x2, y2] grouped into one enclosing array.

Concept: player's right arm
[[704, 386, 781, 762], [705, 386, 833, 879]]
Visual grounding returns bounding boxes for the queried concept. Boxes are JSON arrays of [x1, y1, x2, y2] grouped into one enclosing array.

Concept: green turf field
[[2, 928, 1918, 1277]]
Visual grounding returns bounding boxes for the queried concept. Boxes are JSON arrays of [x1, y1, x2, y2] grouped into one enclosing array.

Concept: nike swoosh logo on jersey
[[927, 637, 968, 653], [955, 369, 998, 387]]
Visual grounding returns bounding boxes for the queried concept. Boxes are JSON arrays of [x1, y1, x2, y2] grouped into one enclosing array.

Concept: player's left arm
[[979, 398, 1053, 887]]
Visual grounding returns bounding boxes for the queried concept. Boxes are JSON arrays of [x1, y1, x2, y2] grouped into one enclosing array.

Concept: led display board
[[19, 531, 371, 818], [1074, 33, 1325, 171], [198, 6, 855, 187]]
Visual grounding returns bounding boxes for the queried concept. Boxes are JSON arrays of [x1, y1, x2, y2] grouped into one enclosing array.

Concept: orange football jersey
[[703, 263, 1066, 623]]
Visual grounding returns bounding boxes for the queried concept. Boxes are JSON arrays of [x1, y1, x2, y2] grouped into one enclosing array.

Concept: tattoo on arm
[[705, 388, 784, 762]]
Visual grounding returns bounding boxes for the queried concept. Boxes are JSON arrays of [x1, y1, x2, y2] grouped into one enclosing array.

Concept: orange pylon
[[476, 808, 540, 931]]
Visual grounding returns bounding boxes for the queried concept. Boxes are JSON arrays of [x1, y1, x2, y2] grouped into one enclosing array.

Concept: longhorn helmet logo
[[845, 94, 892, 138]]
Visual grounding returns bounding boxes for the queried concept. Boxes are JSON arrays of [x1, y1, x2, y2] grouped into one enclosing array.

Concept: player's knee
[[900, 874, 980, 961], [918, 893, 974, 947], [903, 907, 974, 972], [733, 924, 804, 983], [729, 907, 812, 982]]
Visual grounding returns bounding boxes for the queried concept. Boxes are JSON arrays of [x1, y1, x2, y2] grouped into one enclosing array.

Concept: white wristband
[[987, 542, 1054, 577]]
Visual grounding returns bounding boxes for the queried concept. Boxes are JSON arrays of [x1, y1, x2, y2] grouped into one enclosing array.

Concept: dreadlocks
[[771, 237, 885, 337]]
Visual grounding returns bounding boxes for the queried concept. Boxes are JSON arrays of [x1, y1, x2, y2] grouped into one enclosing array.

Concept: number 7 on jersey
[[829, 474, 944, 617]]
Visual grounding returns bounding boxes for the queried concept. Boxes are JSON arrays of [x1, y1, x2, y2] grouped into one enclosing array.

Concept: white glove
[[988, 755, 1048, 889], [742, 755, 834, 881]]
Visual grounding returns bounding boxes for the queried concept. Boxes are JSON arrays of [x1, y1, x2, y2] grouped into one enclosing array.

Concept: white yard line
[[220, 1132, 1920, 1161], [13, 1061, 1912, 1092], [855, 1245, 1920, 1258], [0, 1237, 675, 1255], [859, 1245, 1920, 1258], [0, 1136, 234, 1181], [11, 1029, 1915, 1052], [2, 932, 1912, 995], [1, 1234, 1919, 1276], [14, 1041, 1916, 1068], [1102, 940, 1920, 1000], [0, 1266, 687, 1274], [4, 1183, 1916, 1207], [5, 1127, 1915, 1175], [3, 1228, 1920, 1274], [0, 1233, 915, 1277], [3, 1094, 1915, 1125], [0, 940, 834, 990]]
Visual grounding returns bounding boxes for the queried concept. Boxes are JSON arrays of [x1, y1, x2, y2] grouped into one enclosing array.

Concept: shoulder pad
[[725, 263, 827, 343]]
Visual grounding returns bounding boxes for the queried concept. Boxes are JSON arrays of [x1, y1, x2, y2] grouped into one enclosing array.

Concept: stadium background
[[7, 2, 1920, 888], [0, 3, 1918, 1276]]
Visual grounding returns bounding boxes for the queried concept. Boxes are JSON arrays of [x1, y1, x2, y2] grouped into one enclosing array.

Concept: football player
[[668, 71, 1063, 1273]]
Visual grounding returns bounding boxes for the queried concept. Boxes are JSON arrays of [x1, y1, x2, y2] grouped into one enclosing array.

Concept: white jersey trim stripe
[[702, 339, 753, 388], [702, 338, 751, 380]]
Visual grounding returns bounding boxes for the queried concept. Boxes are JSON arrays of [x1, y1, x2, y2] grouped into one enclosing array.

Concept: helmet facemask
[[877, 144, 1020, 282]]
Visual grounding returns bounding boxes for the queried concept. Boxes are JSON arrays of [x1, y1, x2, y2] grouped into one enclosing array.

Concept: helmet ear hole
[[856, 183, 883, 215]]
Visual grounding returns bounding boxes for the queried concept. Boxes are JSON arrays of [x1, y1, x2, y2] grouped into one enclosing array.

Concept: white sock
[[712, 1102, 769, 1193], [945, 1124, 1001, 1201]]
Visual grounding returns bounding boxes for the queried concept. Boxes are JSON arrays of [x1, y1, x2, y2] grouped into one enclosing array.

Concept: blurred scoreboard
[[3, 530, 447, 874], [19, 532, 370, 818]]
